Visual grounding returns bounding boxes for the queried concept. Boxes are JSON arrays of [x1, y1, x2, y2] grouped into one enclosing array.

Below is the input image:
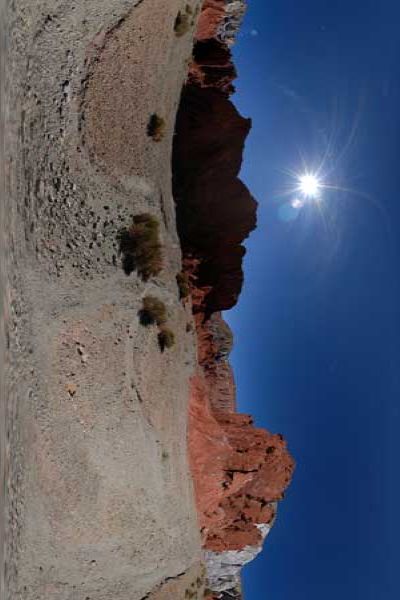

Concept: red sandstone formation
[[195, 0, 227, 41], [188, 313, 294, 553], [174, 0, 295, 593]]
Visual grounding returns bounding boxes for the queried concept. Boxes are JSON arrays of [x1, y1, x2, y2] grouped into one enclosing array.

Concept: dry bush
[[158, 327, 176, 351], [147, 113, 166, 141], [140, 296, 168, 327], [176, 271, 190, 299], [174, 9, 191, 36], [118, 213, 162, 280]]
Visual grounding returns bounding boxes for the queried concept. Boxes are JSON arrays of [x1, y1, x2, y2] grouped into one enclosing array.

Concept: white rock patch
[[205, 520, 275, 593]]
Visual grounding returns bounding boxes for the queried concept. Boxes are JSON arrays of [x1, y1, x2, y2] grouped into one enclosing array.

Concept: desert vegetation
[[176, 270, 190, 299], [118, 213, 162, 280], [140, 297, 175, 352], [174, 5, 193, 37], [140, 296, 168, 326], [158, 327, 176, 351], [147, 113, 166, 141]]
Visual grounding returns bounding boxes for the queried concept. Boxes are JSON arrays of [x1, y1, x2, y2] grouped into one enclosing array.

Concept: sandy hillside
[[3, 1, 205, 598]]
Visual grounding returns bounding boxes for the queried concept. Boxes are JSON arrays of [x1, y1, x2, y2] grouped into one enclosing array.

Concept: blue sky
[[225, 1, 400, 598]]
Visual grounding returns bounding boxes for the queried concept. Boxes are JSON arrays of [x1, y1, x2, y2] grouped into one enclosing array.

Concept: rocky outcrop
[[188, 329, 294, 554], [195, 0, 228, 42], [205, 523, 272, 594], [174, 3, 257, 318], [217, 1, 248, 46], [173, 1, 295, 597], [187, 318, 294, 595], [196, 1, 248, 46], [174, 86, 257, 315]]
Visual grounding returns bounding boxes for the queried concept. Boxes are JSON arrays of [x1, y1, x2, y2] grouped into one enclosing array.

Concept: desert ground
[[2, 1, 205, 598]]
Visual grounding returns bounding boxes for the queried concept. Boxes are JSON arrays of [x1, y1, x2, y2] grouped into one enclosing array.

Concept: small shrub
[[161, 449, 169, 460], [186, 322, 193, 333], [176, 271, 190, 299], [158, 327, 175, 351], [174, 10, 190, 36], [118, 213, 162, 280], [147, 113, 166, 142], [140, 296, 167, 327]]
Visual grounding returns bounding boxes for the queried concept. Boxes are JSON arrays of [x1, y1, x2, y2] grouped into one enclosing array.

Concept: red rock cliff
[[173, 1, 295, 596], [188, 314, 294, 553]]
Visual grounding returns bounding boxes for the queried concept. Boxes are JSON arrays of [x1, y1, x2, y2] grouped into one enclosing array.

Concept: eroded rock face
[[188, 358, 294, 554], [173, 86, 257, 315], [195, 0, 228, 41], [196, 0, 248, 46], [173, 6, 257, 317], [188, 323, 294, 596], [173, 1, 296, 596], [205, 523, 272, 593]]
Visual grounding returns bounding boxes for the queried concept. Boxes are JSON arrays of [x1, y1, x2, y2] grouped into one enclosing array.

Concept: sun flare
[[291, 198, 304, 209], [298, 174, 321, 199]]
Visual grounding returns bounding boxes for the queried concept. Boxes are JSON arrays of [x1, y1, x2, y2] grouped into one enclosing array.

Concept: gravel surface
[[1, 1, 204, 598]]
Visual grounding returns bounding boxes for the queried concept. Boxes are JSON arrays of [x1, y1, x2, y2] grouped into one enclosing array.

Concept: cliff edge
[[173, 1, 295, 596]]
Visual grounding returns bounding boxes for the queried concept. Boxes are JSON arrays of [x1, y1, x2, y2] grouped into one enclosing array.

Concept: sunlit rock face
[[217, 1, 248, 46], [188, 373, 294, 553], [205, 523, 273, 593], [196, 1, 248, 46], [173, 1, 295, 597], [187, 312, 294, 597]]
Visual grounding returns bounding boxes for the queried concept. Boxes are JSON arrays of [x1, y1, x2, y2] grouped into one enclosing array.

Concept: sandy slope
[[3, 1, 204, 598]]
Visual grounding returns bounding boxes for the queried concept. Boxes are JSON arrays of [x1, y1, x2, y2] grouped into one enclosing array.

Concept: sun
[[298, 173, 321, 199], [277, 166, 329, 221]]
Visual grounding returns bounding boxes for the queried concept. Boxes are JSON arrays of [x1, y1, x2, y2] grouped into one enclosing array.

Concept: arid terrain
[[1, 2, 294, 599]]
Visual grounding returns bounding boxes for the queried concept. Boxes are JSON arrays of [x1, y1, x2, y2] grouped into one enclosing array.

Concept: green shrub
[[158, 327, 175, 351], [118, 213, 162, 280], [147, 113, 166, 141], [140, 296, 168, 327], [176, 271, 190, 299]]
